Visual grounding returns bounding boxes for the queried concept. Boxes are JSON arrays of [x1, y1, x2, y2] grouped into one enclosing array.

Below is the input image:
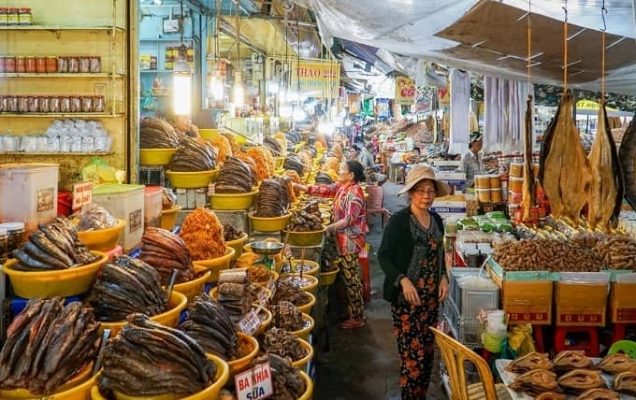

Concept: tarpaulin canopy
[[292, 0, 636, 95]]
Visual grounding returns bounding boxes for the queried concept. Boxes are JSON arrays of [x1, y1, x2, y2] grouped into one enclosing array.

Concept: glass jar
[[68, 56, 79, 73], [6, 96, 17, 113], [0, 8, 8, 25], [89, 56, 101, 73], [59, 96, 71, 113], [49, 96, 60, 113], [0, 222, 26, 254], [7, 8, 19, 25], [4, 56, 15, 73], [26, 56, 36, 73], [46, 56, 57, 73], [0, 57, 5, 73], [92, 96, 104, 112], [36, 57, 46, 73], [81, 96, 92, 112], [15, 56, 25, 73], [18, 8, 32, 25], [79, 56, 90, 73], [17, 96, 28, 113], [57, 56, 68, 73], [28, 96, 39, 113], [39, 96, 50, 113], [70, 96, 81, 113]]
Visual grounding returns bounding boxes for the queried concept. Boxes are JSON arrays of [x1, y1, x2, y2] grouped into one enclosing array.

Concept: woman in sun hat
[[378, 164, 451, 399]]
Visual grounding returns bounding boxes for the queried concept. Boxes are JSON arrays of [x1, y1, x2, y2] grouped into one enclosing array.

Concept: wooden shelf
[[0, 73, 125, 78], [140, 70, 175, 74], [0, 152, 115, 156], [140, 38, 194, 42], [0, 113, 124, 118], [0, 25, 125, 32]]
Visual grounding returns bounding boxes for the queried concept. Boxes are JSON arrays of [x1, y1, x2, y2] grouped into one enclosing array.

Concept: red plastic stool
[[554, 326, 600, 357], [612, 324, 636, 343], [359, 244, 371, 303], [533, 326, 546, 353]]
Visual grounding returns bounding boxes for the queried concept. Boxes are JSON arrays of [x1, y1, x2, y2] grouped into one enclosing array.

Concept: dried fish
[[599, 353, 636, 374], [505, 352, 553, 374], [553, 350, 594, 374], [140, 227, 193, 284], [558, 369, 605, 393], [260, 328, 308, 362], [509, 369, 559, 397], [140, 117, 180, 148]]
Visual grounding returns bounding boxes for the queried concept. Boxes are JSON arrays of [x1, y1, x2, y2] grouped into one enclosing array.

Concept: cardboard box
[[555, 282, 608, 327], [610, 282, 636, 323], [504, 280, 553, 325]]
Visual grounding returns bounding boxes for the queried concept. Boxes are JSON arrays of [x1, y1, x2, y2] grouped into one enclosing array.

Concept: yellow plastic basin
[[254, 308, 273, 336], [2, 252, 107, 299], [296, 291, 316, 315], [279, 273, 319, 296], [253, 269, 279, 288], [98, 291, 187, 337], [140, 148, 177, 166], [209, 286, 272, 304], [199, 128, 220, 140], [226, 232, 248, 260], [192, 247, 236, 282], [210, 190, 258, 210], [287, 314, 315, 342], [283, 227, 326, 247], [226, 333, 259, 376], [166, 169, 218, 189], [0, 362, 93, 399], [281, 260, 320, 277], [319, 267, 340, 287], [77, 219, 125, 251], [274, 156, 285, 169], [91, 354, 229, 400], [160, 205, 182, 231], [291, 338, 314, 370], [173, 270, 212, 303], [248, 212, 292, 232]]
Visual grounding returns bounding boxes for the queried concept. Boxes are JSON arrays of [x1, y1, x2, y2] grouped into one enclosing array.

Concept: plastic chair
[[365, 185, 391, 227], [431, 327, 512, 400]]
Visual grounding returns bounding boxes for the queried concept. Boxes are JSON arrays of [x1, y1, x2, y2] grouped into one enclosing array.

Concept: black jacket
[[378, 207, 445, 303]]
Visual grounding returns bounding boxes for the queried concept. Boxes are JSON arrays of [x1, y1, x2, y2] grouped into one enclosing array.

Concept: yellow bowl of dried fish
[[290, 314, 315, 342], [319, 267, 340, 287], [298, 371, 314, 400], [297, 291, 316, 315], [192, 247, 236, 282], [210, 190, 258, 210], [279, 273, 320, 296], [77, 219, 126, 252], [98, 291, 188, 337], [254, 308, 273, 336], [292, 338, 314, 370], [248, 212, 292, 232], [280, 260, 320, 277], [173, 270, 212, 303], [250, 268, 280, 288], [0, 362, 94, 399], [282, 227, 326, 247], [209, 285, 272, 305], [166, 169, 218, 189], [2, 252, 108, 299], [274, 156, 285, 169], [227, 333, 260, 376], [91, 354, 230, 400], [199, 128, 221, 140], [226, 232, 249, 260], [160, 205, 182, 231], [139, 148, 177, 166]]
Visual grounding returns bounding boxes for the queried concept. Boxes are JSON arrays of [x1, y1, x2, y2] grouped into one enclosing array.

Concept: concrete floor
[[313, 183, 448, 400]]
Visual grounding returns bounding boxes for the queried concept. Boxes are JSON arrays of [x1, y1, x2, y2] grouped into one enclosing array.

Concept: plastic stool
[[359, 244, 371, 303], [553, 326, 599, 357], [611, 324, 636, 343], [533, 326, 546, 353]]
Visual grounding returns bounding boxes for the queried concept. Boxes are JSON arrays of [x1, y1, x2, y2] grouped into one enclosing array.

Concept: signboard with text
[[235, 362, 273, 400], [292, 61, 340, 98], [395, 76, 416, 105]]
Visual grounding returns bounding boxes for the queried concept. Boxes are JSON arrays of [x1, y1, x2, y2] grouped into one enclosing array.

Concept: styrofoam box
[[92, 184, 145, 252], [0, 163, 59, 233], [144, 186, 163, 229]]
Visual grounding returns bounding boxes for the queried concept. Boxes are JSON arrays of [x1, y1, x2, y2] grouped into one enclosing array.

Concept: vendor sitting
[[458, 131, 484, 188]]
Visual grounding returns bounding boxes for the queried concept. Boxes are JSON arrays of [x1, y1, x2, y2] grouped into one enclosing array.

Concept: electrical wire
[[562, 0, 568, 90]]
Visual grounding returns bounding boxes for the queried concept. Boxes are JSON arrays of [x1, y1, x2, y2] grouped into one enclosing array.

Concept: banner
[[395, 76, 416, 105], [292, 61, 340, 98]]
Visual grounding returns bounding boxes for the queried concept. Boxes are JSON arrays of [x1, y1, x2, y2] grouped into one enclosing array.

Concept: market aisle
[[313, 182, 448, 400]]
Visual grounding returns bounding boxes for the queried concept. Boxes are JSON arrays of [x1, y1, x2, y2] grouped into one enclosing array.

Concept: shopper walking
[[458, 131, 484, 188], [379, 165, 450, 399], [294, 160, 368, 329]]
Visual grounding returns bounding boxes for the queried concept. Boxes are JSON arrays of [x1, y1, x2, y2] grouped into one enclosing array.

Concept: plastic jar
[[18, 8, 32, 25], [0, 8, 9, 25], [28, 96, 39, 113], [49, 96, 60, 112], [475, 188, 491, 203], [474, 175, 491, 190], [490, 188, 502, 203], [92, 96, 104, 112], [4, 56, 15, 73], [57, 56, 69, 73], [36, 57, 46, 73], [39, 96, 50, 113], [25, 56, 36, 73], [509, 162, 523, 178], [17, 96, 29, 113], [0, 222, 25, 254], [15, 56, 26, 73], [0, 57, 6, 73], [7, 8, 19, 25], [509, 177, 524, 194], [79, 56, 90, 73], [89, 56, 101, 73], [68, 56, 79, 73], [46, 56, 57, 73]]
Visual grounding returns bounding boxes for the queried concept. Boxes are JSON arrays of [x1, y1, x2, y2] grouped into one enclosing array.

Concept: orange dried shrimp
[[180, 208, 226, 260]]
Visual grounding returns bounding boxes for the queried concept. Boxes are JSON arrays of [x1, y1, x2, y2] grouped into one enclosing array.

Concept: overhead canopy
[[292, 0, 636, 95]]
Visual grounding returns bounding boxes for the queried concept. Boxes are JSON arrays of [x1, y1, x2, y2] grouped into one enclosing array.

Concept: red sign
[[508, 312, 550, 324], [616, 308, 636, 322], [235, 362, 273, 400], [559, 314, 603, 324], [72, 181, 93, 210]]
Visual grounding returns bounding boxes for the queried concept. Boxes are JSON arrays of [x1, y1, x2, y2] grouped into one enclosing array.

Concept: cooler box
[[144, 186, 163, 229], [92, 184, 145, 252], [0, 163, 59, 233], [555, 272, 610, 327]]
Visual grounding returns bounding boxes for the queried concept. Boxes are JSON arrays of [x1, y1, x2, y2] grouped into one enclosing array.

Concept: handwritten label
[[37, 187, 55, 212], [72, 182, 93, 210], [238, 310, 262, 336], [235, 362, 273, 400]]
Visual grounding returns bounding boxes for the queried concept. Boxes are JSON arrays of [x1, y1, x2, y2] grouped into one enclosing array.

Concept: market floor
[[313, 182, 448, 400]]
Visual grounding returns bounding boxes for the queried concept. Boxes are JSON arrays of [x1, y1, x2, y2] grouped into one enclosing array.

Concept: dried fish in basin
[[140, 227, 193, 284], [260, 328, 308, 361]]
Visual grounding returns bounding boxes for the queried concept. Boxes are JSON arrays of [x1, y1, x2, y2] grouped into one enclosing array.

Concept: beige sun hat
[[397, 165, 452, 197]]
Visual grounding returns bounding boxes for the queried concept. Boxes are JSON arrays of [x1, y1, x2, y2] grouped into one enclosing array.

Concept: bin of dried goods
[[252, 354, 312, 400], [214, 156, 257, 195], [247, 147, 275, 181], [492, 238, 601, 272], [223, 224, 248, 259], [284, 154, 306, 177], [205, 134, 232, 164], [0, 298, 99, 398], [216, 269, 251, 324], [139, 117, 179, 165], [166, 137, 218, 188], [272, 279, 316, 314], [74, 204, 124, 251], [263, 137, 284, 157], [160, 188, 182, 231], [260, 328, 313, 370], [140, 227, 194, 284], [278, 273, 319, 296]]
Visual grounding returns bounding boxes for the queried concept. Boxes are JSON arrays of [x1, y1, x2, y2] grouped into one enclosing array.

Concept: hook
[[562, 0, 568, 22], [600, 0, 608, 32]]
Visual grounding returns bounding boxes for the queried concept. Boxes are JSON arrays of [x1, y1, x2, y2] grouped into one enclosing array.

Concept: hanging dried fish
[[619, 112, 636, 211], [521, 95, 536, 220]]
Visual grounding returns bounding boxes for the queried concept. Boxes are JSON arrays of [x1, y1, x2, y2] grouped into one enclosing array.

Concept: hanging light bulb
[[318, 120, 335, 136], [280, 104, 293, 118], [233, 71, 245, 108], [173, 54, 192, 116], [208, 68, 224, 101], [268, 80, 280, 94]]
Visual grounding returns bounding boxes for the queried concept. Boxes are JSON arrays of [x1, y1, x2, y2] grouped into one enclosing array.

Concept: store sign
[[72, 182, 93, 210], [395, 76, 416, 105], [292, 61, 340, 98], [235, 362, 273, 400]]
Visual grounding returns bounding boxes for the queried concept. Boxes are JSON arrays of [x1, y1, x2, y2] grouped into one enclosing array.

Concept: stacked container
[[92, 184, 144, 252]]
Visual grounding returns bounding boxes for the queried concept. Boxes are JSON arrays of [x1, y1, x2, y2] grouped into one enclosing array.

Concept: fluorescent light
[[208, 71, 224, 101], [233, 71, 244, 108], [268, 81, 280, 94], [318, 121, 335, 136], [173, 58, 192, 116], [293, 108, 307, 122], [280, 105, 293, 118]]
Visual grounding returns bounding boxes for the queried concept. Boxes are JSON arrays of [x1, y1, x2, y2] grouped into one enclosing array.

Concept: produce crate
[[555, 273, 610, 327], [503, 280, 553, 325], [449, 267, 482, 310], [485, 257, 551, 289], [609, 274, 636, 323]]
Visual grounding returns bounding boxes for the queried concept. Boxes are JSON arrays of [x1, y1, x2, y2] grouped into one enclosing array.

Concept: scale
[[249, 241, 285, 270]]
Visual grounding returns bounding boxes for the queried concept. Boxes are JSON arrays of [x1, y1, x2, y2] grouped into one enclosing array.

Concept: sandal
[[338, 319, 366, 330]]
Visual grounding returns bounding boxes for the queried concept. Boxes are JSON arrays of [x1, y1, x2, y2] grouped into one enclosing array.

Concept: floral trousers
[[334, 253, 364, 321]]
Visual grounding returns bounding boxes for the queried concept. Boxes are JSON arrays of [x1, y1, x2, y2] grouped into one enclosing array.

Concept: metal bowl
[[248, 241, 285, 256]]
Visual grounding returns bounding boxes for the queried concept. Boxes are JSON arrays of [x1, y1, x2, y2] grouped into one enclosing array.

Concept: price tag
[[72, 181, 94, 210], [235, 361, 273, 400], [257, 288, 269, 304], [238, 310, 262, 336]]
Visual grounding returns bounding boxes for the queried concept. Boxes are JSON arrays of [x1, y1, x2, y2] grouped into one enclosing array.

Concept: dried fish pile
[[506, 352, 553, 374], [254, 354, 306, 399], [599, 354, 636, 375], [264, 137, 283, 157], [216, 156, 255, 193], [218, 269, 250, 324], [170, 137, 217, 172], [509, 369, 559, 397], [272, 280, 311, 308], [12, 218, 99, 271], [260, 328, 308, 362], [577, 389, 619, 400], [588, 100, 624, 230], [271, 301, 304, 331], [615, 371, 636, 393], [558, 369, 605, 394], [180, 293, 238, 360], [553, 351, 593, 374], [0, 298, 100, 395], [619, 113, 636, 211], [592, 235, 636, 271], [180, 208, 226, 260], [140, 117, 180, 148], [234, 153, 259, 182], [289, 200, 323, 232], [284, 154, 305, 177], [255, 179, 290, 217], [315, 171, 334, 184], [539, 91, 593, 224], [77, 204, 117, 231], [99, 314, 216, 397], [223, 224, 244, 241], [492, 239, 601, 272], [162, 188, 176, 209], [140, 227, 193, 284], [88, 256, 167, 322]]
